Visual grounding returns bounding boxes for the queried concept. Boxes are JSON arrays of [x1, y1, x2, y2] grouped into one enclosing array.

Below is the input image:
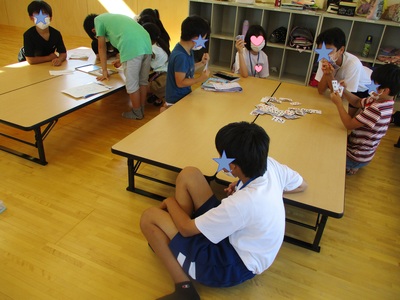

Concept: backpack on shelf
[[289, 26, 314, 50], [269, 27, 287, 44]]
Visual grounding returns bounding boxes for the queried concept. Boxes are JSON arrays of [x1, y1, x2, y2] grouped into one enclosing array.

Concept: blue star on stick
[[34, 10, 49, 25], [213, 150, 235, 172], [315, 42, 333, 62], [192, 35, 208, 48], [366, 81, 380, 94]]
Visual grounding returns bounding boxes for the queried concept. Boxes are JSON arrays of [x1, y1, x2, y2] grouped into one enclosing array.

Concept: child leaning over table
[[140, 121, 307, 300], [164, 15, 211, 111], [233, 24, 270, 78], [330, 63, 400, 175], [19, 0, 66, 66]]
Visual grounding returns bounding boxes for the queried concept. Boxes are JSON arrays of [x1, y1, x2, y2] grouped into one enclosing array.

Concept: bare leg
[[140, 206, 190, 283], [174, 166, 214, 215]]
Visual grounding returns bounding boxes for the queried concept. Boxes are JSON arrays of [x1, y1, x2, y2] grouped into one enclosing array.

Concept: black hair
[[181, 15, 210, 42], [27, 0, 52, 17], [316, 27, 346, 50], [83, 14, 98, 41], [244, 25, 267, 52], [215, 122, 270, 178], [142, 22, 171, 56], [371, 64, 400, 96], [139, 8, 171, 49]]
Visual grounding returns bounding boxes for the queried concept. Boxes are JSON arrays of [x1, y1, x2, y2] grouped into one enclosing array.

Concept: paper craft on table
[[202, 77, 242, 92], [62, 82, 112, 99], [49, 70, 74, 76], [69, 54, 89, 60]]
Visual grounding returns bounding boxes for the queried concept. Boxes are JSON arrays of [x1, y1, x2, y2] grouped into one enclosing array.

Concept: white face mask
[[34, 16, 51, 30], [192, 45, 203, 51], [369, 90, 382, 100], [250, 40, 265, 52], [223, 170, 236, 178]]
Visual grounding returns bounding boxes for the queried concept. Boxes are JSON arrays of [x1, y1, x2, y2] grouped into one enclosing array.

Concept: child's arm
[[162, 197, 200, 237], [96, 36, 110, 81], [235, 39, 249, 78], [283, 179, 308, 194], [330, 91, 364, 130], [175, 69, 209, 88], [317, 60, 335, 94], [25, 53, 59, 65]]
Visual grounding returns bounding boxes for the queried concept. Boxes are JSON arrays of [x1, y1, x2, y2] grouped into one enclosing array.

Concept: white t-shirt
[[195, 157, 303, 274], [315, 52, 371, 93], [151, 43, 168, 73], [233, 48, 269, 78]]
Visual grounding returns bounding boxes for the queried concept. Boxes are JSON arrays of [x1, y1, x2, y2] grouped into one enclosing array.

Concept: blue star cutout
[[192, 35, 208, 49], [34, 10, 49, 25], [213, 150, 235, 172], [315, 42, 333, 62], [366, 81, 380, 94]]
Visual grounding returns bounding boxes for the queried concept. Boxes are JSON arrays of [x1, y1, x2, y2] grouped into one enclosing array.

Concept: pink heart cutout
[[250, 35, 264, 46], [255, 65, 263, 73]]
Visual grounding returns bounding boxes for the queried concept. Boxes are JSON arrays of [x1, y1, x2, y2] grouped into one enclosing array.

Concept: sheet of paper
[[49, 70, 74, 76], [62, 82, 111, 99]]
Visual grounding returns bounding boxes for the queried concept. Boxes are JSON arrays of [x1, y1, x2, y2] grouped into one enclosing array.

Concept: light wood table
[[0, 60, 125, 165], [112, 77, 280, 198], [252, 82, 347, 251], [0, 48, 97, 95]]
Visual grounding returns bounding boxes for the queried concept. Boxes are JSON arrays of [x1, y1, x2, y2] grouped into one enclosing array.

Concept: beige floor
[[0, 25, 399, 299]]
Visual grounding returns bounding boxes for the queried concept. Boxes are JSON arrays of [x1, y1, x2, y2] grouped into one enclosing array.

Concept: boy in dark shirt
[[19, 1, 66, 65]]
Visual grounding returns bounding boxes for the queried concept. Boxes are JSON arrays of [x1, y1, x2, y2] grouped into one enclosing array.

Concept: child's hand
[[339, 80, 346, 88], [200, 68, 210, 81], [112, 59, 121, 69], [321, 60, 334, 75], [224, 181, 238, 196], [51, 58, 62, 66], [235, 39, 245, 53], [96, 70, 109, 81], [201, 53, 209, 65], [330, 91, 343, 106]]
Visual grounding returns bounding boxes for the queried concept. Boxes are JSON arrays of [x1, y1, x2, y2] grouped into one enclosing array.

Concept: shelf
[[189, 0, 400, 85]]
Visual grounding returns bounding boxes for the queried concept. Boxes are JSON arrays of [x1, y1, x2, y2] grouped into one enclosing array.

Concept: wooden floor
[[0, 25, 399, 300]]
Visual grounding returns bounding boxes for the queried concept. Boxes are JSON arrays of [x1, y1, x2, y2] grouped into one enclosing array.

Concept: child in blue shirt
[[164, 16, 211, 110]]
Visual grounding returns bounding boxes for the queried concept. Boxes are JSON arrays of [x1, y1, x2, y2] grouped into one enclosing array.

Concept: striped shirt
[[347, 96, 394, 163]]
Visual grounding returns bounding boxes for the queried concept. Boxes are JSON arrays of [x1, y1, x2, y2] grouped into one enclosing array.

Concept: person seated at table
[[83, 13, 152, 120], [83, 13, 119, 60], [330, 63, 400, 175], [315, 27, 372, 117], [142, 22, 170, 107], [18, 0, 66, 66], [140, 121, 307, 300], [138, 8, 171, 50], [164, 15, 210, 112], [233, 25, 270, 78]]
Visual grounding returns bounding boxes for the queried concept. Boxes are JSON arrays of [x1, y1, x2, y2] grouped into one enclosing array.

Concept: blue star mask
[[315, 42, 333, 62], [34, 10, 49, 25], [366, 81, 380, 94], [213, 150, 235, 172], [192, 35, 208, 49]]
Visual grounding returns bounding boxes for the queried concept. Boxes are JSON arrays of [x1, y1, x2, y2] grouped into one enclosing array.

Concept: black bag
[[269, 27, 287, 44], [289, 26, 314, 50]]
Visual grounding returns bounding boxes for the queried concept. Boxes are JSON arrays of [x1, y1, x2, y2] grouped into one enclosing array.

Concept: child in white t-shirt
[[140, 121, 307, 300], [142, 22, 170, 106], [233, 25, 269, 78]]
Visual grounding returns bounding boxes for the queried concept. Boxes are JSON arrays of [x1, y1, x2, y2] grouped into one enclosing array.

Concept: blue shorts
[[169, 195, 255, 287], [346, 156, 370, 170]]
